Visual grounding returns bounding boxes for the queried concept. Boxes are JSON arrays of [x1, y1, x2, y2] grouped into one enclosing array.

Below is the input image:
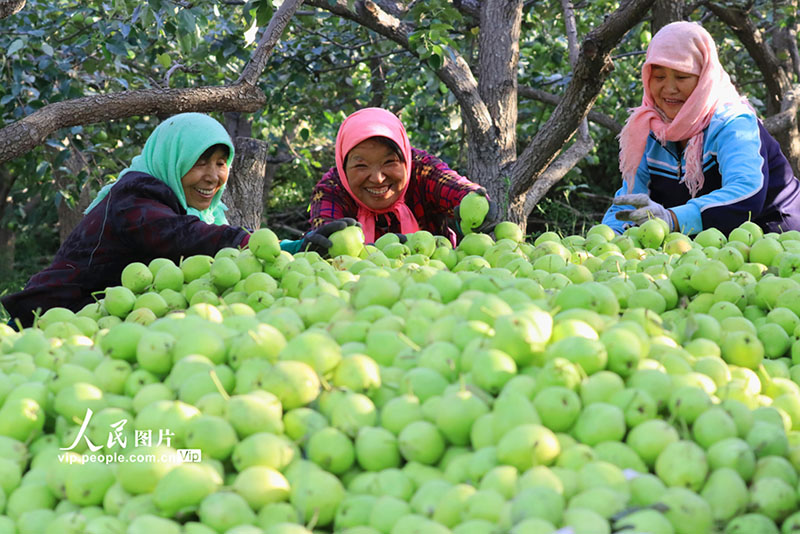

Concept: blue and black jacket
[[603, 102, 800, 235]]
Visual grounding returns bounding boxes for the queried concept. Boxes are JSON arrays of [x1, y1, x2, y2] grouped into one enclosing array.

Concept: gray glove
[[301, 218, 360, 255], [614, 194, 674, 231]]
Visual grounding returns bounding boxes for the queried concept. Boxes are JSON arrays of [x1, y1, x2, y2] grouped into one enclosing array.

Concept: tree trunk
[[222, 136, 269, 230], [0, 226, 15, 278], [224, 112, 253, 139], [53, 146, 95, 242], [652, 0, 683, 32], [772, 0, 800, 78], [466, 0, 523, 208]]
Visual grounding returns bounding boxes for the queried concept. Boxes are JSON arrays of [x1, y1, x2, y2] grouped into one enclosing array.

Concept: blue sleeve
[[280, 239, 303, 254], [672, 113, 766, 235], [601, 155, 652, 234]]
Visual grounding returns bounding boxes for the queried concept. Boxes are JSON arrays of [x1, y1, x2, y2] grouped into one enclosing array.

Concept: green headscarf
[[84, 113, 236, 225]]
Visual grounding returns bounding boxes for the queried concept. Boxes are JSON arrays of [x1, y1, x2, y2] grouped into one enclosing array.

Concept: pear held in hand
[[458, 192, 490, 235]]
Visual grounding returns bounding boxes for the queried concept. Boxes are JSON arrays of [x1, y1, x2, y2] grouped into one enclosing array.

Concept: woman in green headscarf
[[84, 112, 234, 224], [2, 113, 253, 326]]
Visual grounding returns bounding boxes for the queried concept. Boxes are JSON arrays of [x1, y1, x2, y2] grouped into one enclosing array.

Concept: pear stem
[[208, 369, 230, 401]]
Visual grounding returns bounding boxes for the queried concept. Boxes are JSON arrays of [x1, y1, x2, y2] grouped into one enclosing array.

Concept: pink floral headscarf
[[618, 21, 746, 197], [335, 108, 420, 242]]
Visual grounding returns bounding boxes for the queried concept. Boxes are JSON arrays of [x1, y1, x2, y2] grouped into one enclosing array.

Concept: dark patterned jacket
[[2, 172, 248, 327], [308, 147, 483, 244]]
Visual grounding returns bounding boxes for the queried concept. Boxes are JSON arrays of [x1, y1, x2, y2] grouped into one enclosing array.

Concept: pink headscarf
[[335, 108, 420, 242], [618, 21, 746, 197]]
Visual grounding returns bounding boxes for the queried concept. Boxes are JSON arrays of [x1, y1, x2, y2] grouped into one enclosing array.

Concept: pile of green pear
[[5, 216, 800, 534]]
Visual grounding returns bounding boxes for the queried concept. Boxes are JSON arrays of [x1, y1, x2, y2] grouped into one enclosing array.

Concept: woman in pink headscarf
[[306, 107, 498, 245], [602, 21, 800, 236]]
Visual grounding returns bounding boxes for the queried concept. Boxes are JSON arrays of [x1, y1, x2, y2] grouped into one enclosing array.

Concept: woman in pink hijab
[[602, 21, 800, 236], [307, 107, 497, 245]]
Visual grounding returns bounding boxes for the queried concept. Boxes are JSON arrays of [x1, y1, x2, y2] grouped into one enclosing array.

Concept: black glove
[[301, 218, 360, 255], [454, 188, 500, 234]]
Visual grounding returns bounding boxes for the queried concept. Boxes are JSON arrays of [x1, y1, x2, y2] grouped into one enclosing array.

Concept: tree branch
[[0, 0, 24, 19], [518, 86, 622, 134], [238, 0, 306, 86], [702, 0, 792, 115], [521, 134, 595, 215], [305, 0, 495, 147], [764, 83, 800, 135], [0, 86, 266, 166], [509, 0, 653, 198], [454, 0, 481, 20]]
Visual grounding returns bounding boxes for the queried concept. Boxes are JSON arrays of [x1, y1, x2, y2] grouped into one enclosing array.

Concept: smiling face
[[181, 145, 229, 211], [344, 137, 408, 211], [649, 65, 700, 120]]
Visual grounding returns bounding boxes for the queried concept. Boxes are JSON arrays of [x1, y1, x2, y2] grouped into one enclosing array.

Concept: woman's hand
[[455, 188, 500, 234], [613, 194, 677, 231]]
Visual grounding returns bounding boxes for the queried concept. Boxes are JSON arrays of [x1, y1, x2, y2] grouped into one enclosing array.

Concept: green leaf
[[300, 128, 310, 141], [429, 53, 442, 71], [256, 0, 274, 26], [178, 9, 197, 35], [157, 53, 171, 68], [41, 43, 54, 56], [7, 39, 24, 56]]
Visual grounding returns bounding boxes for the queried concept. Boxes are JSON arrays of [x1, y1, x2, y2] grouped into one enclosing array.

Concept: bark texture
[[53, 146, 95, 242], [652, 0, 684, 32], [222, 137, 270, 230], [0, 0, 24, 19]]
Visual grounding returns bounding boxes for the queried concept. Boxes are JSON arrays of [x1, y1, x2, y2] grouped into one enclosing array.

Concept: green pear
[[126, 515, 182, 534], [458, 192, 490, 234], [117, 445, 180, 494], [329, 226, 367, 258], [707, 437, 756, 481], [64, 461, 115, 506], [103, 286, 137, 318], [121, 262, 154, 293], [699, 467, 748, 523], [334, 493, 378, 530], [260, 360, 320, 410], [152, 463, 222, 517], [723, 514, 780, 534], [231, 432, 298, 472], [249, 228, 281, 261], [184, 414, 238, 460], [99, 321, 146, 361], [354, 426, 400, 472], [232, 466, 290, 510], [0, 397, 44, 442], [197, 491, 256, 533]]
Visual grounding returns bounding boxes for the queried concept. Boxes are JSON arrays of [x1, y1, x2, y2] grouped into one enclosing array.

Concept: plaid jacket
[[2, 172, 248, 327], [308, 147, 483, 243]]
